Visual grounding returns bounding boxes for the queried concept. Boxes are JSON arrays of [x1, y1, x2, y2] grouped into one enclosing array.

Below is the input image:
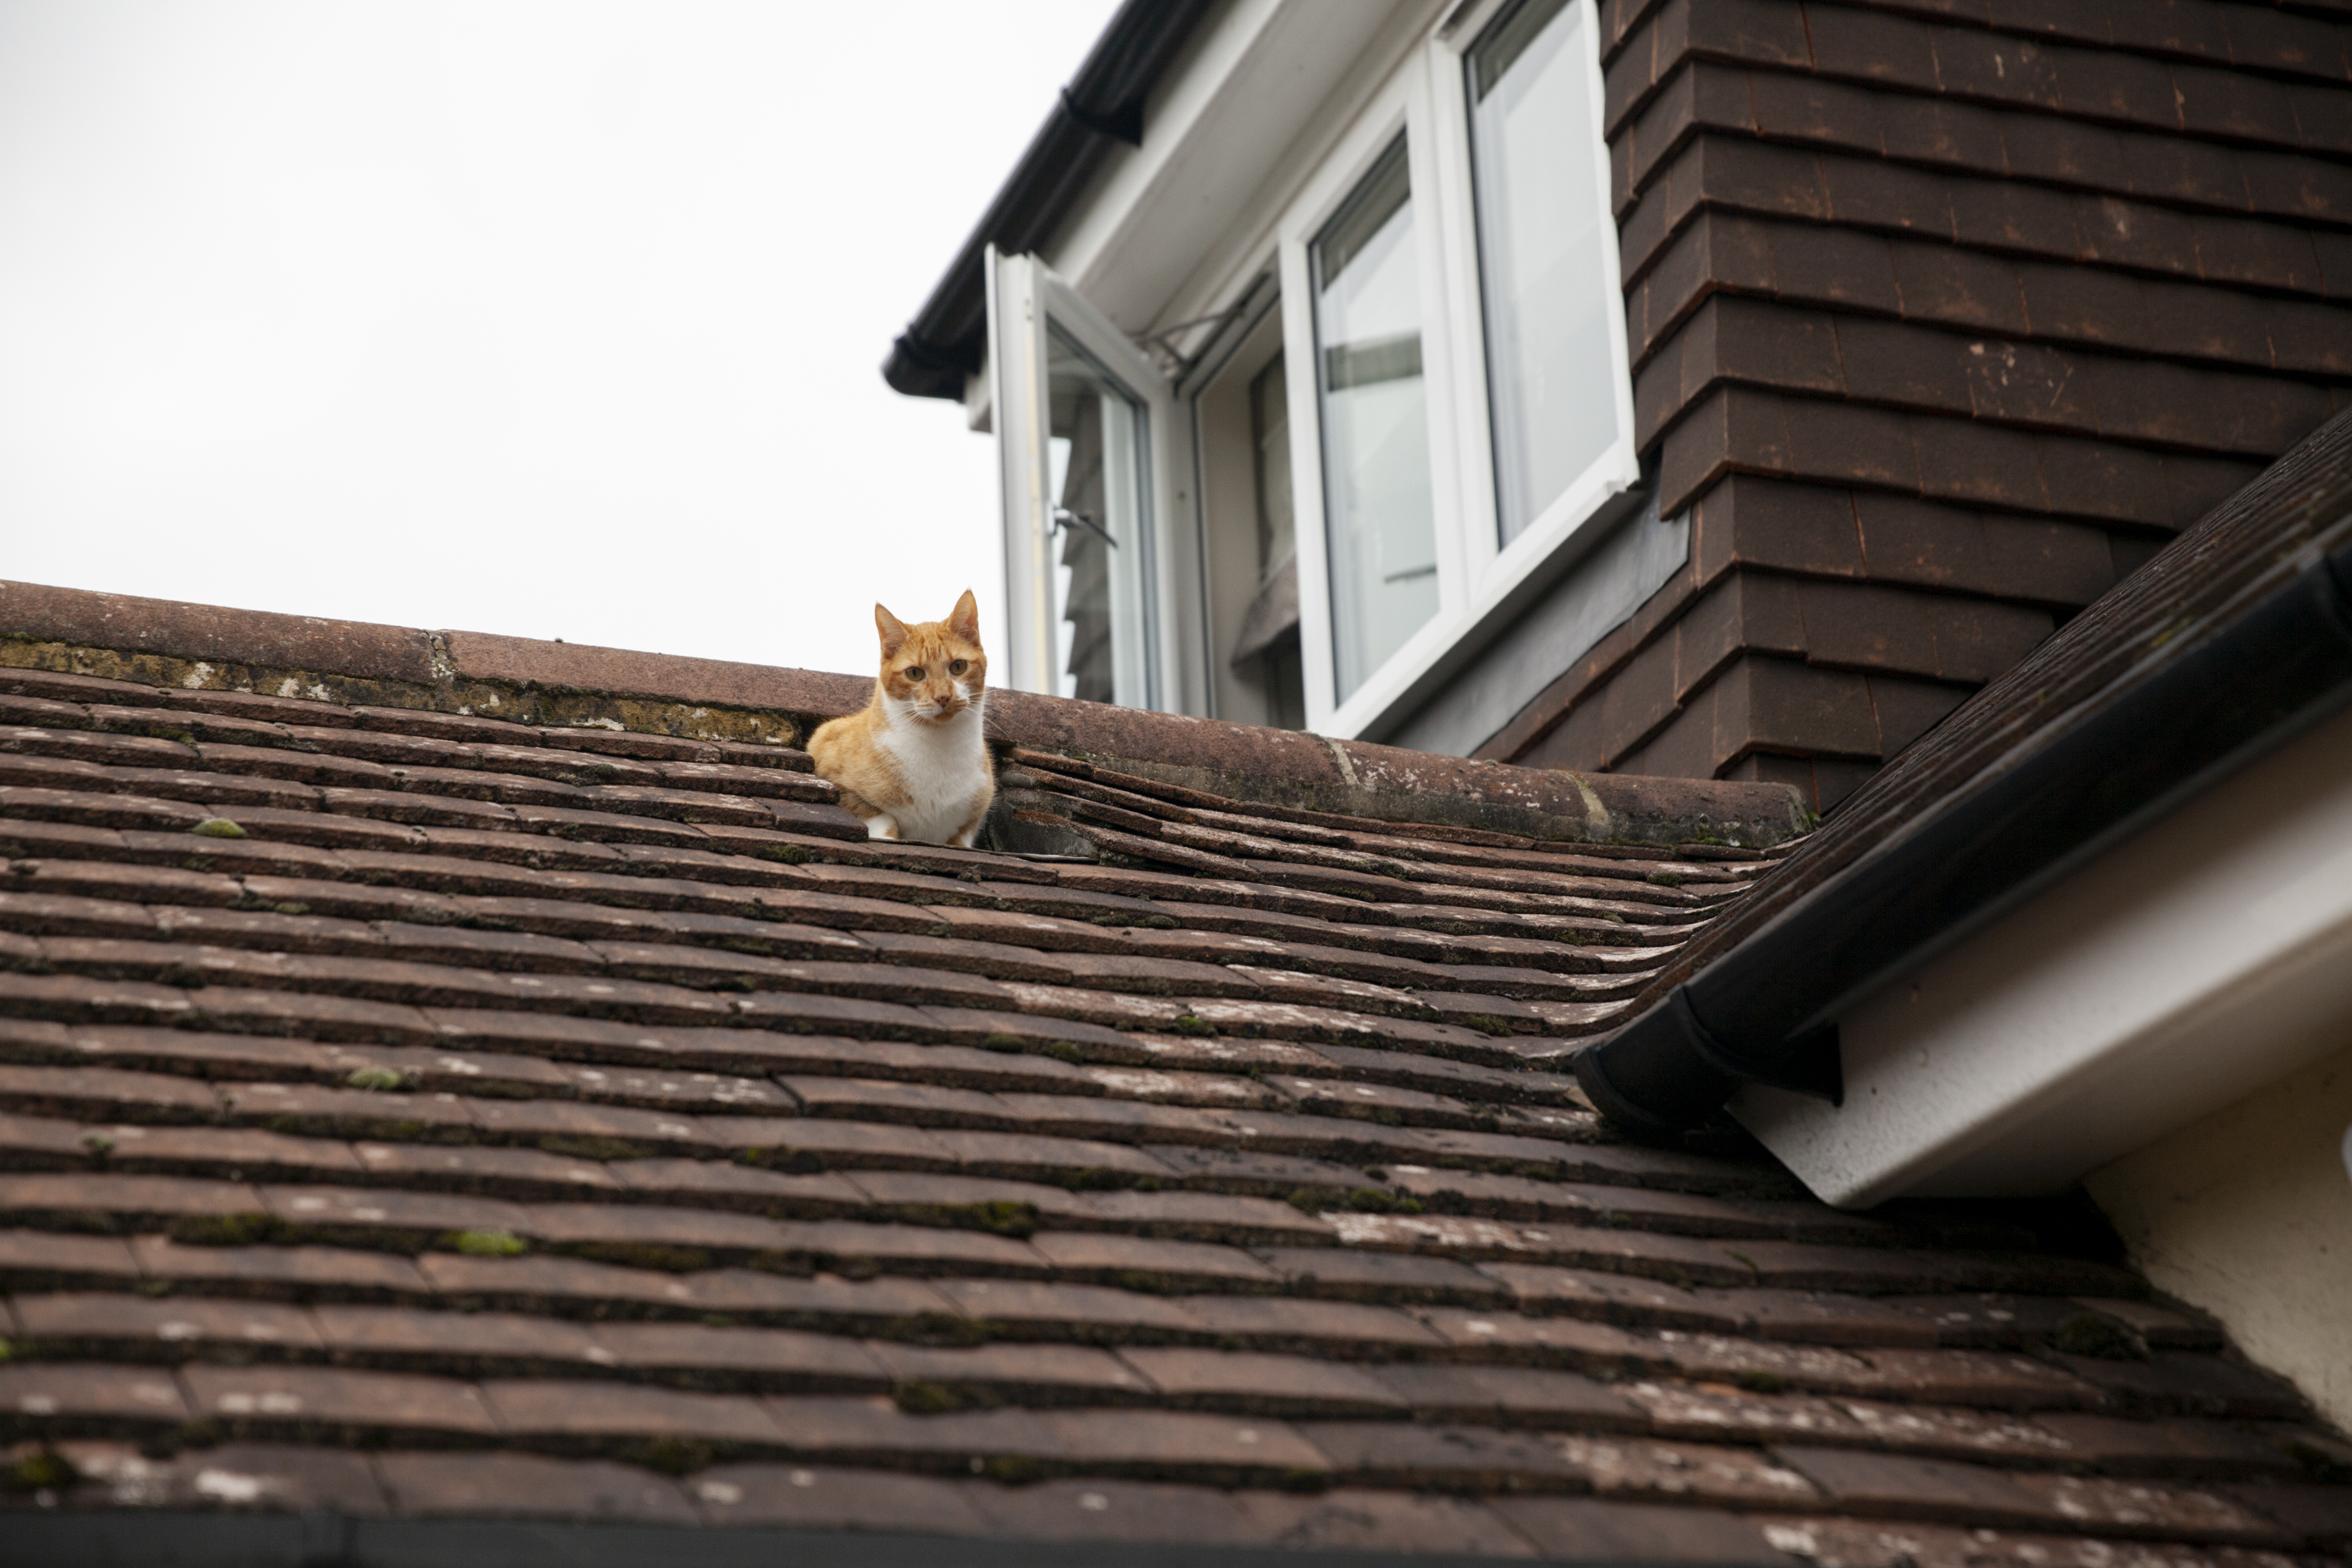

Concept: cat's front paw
[[864, 813, 901, 841]]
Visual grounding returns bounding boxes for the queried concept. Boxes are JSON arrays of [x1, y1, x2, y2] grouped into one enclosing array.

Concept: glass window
[[1045, 325, 1155, 707], [1246, 351, 1305, 730], [1311, 137, 1440, 704], [1467, 0, 1621, 546], [1250, 352, 1295, 584]]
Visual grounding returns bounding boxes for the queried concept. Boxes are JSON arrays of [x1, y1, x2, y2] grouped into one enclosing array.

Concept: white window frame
[[988, 245, 1192, 709], [1277, 0, 1640, 740]]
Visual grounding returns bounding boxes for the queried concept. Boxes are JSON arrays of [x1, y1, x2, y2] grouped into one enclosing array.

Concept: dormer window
[[975, 0, 1640, 745]]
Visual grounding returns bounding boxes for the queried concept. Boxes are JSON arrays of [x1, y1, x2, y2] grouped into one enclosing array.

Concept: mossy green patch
[[980, 1032, 1026, 1052], [168, 1213, 286, 1247], [739, 1146, 825, 1174], [1056, 1166, 1137, 1192], [445, 1230, 527, 1258], [892, 1380, 962, 1415], [190, 818, 246, 839], [567, 1242, 710, 1272], [538, 1135, 647, 1161], [345, 1066, 407, 1091], [634, 1437, 716, 1475], [924, 1201, 1038, 1238], [757, 844, 811, 865], [2049, 1313, 2146, 1361], [7, 1448, 77, 1493], [980, 1455, 1043, 1486], [1171, 1014, 1217, 1037]]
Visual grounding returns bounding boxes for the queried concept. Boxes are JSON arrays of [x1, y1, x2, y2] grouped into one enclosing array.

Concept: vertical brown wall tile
[[1764, 222, 1904, 316], [2285, 81, 2352, 157], [1614, 681, 1718, 777], [1780, 397, 1924, 492], [1889, 242, 2028, 336], [1976, 514, 2118, 605], [1699, 476, 1870, 585], [1885, 93, 2006, 169], [1591, 635, 1688, 763], [2050, 48, 2182, 128], [1959, 338, 2094, 432], [1946, 180, 2072, 256], [1908, 415, 2047, 513], [2032, 438, 2173, 526], [2216, 6, 2352, 83], [1821, 156, 1957, 238], [2120, 134, 2250, 212], [1626, 70, 1702, 194], [2189, 214, 2326, 294], [2070, 191, 2194, 274], [2155, 451, 2266, 529], [1865, 672, 1976, 754], [1706, 138, 1835, 224], [1748, 72, 1888, 152], [1714, 298, 1848, 397], [1928, 28, 2065, 111], [2001, 117, 2130, 193], [1734, 656, 1883, 758], [2104, 1, 2228, 66], [2239, 145, 2352, 227], [1687, 0, 1812, 68], [1835, 317, 1971, 414], [1808, 4, 1941, 86], [2014, 263, 2147, 352]]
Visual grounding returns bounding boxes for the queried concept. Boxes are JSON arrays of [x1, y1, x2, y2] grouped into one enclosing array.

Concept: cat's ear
[[874, 603, 909, 659], [947, 589, 981, 646]]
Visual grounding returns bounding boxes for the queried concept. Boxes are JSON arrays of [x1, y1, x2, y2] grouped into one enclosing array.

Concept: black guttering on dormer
[[880, 0, 1217, 401], [1576, 411, 2352, 1138]]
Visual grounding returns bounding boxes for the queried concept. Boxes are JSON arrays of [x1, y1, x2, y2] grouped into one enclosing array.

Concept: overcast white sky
[[0, 0, 1119, 674]]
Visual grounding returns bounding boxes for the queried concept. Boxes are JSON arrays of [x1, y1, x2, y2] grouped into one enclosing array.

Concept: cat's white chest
[[877, 703, 989, 843]]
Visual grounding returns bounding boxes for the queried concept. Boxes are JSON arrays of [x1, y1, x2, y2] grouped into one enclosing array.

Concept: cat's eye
[[902, 666, 924, 682], [949, 660, 968, 676]]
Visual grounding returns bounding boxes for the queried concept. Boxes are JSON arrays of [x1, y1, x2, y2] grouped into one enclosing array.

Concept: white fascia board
[[1731, 698, 2352, 1210], [1046, 0, 1418, 337]]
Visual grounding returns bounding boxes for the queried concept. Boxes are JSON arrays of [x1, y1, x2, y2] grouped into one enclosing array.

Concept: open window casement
[[986, 247, 1189, 711]]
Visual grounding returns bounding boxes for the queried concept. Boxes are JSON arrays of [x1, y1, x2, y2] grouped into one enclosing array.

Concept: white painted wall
[[2086, 1044, 2352, 1434]]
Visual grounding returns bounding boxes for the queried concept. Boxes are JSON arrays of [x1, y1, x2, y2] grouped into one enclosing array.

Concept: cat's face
[[875, 591, 987, 724]]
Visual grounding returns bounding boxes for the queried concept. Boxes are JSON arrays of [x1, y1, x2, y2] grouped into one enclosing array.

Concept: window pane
[[1311, 137, 1440, 705], [1247, 351, 1305, 730], [1469, 0, 1622, 545], [1045, 325, 1154, 707]]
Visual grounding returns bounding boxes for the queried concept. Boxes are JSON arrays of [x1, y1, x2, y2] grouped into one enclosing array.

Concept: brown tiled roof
[[0, 653, 2346, 1560]]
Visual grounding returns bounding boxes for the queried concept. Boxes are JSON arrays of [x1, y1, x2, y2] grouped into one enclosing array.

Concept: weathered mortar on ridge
[[0, 635, 806, 749]]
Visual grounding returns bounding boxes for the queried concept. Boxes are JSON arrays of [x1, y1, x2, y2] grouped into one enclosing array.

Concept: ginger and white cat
[[807, 591, 995, 847]]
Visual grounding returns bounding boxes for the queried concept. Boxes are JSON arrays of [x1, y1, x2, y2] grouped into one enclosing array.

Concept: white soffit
[[1048, 0, 1416, 335], [1730, 697, 2352, 1210]]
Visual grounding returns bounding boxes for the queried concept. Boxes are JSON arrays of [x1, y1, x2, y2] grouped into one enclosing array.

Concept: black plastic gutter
[[881, 0, 1218, 401], [1575, 534, 2352, 1137]]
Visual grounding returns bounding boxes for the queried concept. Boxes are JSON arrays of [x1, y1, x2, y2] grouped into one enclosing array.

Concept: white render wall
[[2086, 1043, 2352, 1435]]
